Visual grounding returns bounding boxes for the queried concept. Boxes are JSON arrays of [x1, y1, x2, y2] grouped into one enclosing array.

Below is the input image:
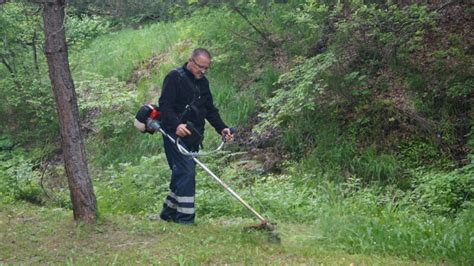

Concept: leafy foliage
[[396, 139, 453, 169], [0, 2, 56, 141], [65, 12, 110, 50], [76, 72, 136, 135], [0, 150, 43, 204], [94, 155, 170, 214], [256, 52, 336, 133], [412, 168, 474, 216]]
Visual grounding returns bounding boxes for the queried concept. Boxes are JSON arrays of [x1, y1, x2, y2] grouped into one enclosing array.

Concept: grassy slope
[[0, 202, 428, 265]]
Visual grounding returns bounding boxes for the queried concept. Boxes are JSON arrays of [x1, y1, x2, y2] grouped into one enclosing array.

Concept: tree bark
[[41, 0, 97, 222]]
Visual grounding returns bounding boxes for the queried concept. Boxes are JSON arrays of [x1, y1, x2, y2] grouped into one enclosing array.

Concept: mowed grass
[[0, 202, 430, 265]]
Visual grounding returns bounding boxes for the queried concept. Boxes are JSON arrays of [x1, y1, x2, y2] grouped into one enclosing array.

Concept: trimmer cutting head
[[245, 221, 281, 244]]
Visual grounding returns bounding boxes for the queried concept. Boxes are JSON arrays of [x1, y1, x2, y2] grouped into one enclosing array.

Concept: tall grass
[[71, 23, 180, 81], [90, 154, 473, 264], [289, 112, 400, 183], [314, 192, 473, 264]]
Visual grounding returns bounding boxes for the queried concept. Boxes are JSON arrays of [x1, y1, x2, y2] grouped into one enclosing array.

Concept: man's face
[[188, 54, 211, 79]]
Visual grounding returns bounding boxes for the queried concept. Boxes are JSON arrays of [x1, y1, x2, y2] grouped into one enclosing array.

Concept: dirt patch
[[128, 53, 171, 85]]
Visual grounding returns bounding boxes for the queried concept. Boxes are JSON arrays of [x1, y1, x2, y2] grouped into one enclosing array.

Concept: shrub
[[0, 153, 43, 204], [411, 169, 474, 216], [66, 12, 110, 50]]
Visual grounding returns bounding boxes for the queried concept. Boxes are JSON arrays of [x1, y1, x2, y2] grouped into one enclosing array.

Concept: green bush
[[256, 52, 336, 134], [66, 12, 110, 50], [0, 152, 43, 204], [411, 169, 474, 216]]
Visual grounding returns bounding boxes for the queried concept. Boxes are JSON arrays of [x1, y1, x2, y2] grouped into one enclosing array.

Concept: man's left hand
[[221, 128, 234, 142]]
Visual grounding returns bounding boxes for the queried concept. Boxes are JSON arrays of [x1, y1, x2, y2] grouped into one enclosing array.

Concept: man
[[158, 48, 233, 224]]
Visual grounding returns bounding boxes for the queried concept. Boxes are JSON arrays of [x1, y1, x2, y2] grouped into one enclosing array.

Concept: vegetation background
[[1, 0, 472, 264]]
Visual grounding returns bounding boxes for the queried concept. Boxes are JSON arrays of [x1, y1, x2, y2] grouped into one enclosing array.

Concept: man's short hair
[[191, 48, 212, 59]]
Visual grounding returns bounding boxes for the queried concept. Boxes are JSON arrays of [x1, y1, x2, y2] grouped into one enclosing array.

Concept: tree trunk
[[41, 0, 97, 222]]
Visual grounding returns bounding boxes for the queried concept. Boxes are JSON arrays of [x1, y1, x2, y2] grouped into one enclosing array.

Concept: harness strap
[[175, 67, 200, 100], [175, 67, 204, 122], [174, 67, 205, 149]]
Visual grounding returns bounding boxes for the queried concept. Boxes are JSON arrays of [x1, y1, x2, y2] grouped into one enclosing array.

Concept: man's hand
[[176, 123, 191, 137], [221, 128, 234, 142]]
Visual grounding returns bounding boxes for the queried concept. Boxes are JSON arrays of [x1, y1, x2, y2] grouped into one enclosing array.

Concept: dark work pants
[[160, 133, 196, 224]]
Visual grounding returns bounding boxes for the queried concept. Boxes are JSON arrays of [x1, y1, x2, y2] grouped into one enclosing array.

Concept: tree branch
[[32, 29, 39, 71], [1, 57, 14, 75], [228, 28, 264, 46], [231, 5, 276, 48], [1, 57, 22, 88]]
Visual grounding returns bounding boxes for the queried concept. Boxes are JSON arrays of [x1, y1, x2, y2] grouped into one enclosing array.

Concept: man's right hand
[[176, 123, 191, 137]]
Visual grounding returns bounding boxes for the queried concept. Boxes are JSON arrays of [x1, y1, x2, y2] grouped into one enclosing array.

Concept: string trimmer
[[134, 104, 280, 243]]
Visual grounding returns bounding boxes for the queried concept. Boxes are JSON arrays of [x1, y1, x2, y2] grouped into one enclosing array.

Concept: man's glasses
[[192, 58, 210, 72]]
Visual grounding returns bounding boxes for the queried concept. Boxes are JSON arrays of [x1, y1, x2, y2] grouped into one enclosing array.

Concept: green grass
[[71, 23, 180, 82], [0, 202, 432, 265], [2, 145, 472, 264]]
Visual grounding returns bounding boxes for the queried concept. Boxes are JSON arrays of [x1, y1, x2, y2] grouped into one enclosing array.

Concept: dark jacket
[[159, 64, 227, 147]]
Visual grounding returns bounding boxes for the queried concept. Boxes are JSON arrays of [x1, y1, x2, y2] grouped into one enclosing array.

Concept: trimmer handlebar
[[146, 119, 235, 157], [176, 127, 236, 157], [175, 137, 224, 157]]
